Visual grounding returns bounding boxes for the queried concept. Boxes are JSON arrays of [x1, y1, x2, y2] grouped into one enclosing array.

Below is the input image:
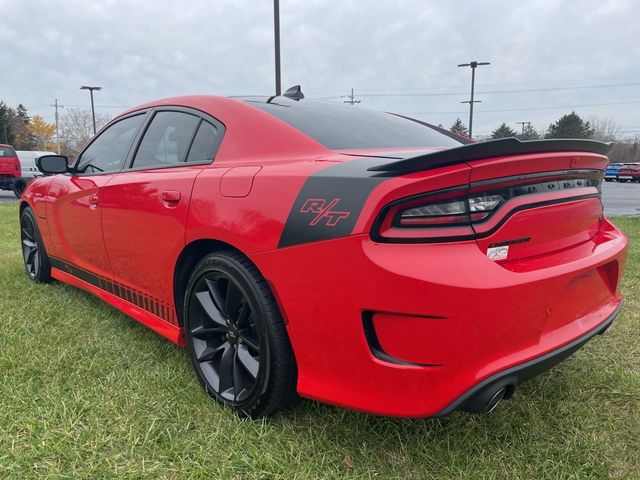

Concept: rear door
[[100, 108, 224, 324]]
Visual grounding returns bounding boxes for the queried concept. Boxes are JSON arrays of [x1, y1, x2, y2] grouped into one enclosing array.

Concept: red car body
[[20, 94, 627, 417], [0, 144, 21, 192], [617, 164, 640, 182]]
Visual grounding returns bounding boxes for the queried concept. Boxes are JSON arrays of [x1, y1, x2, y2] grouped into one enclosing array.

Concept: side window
[[131, 111, 199, 169], [76, 114, 145, 174], [186, 121, 219, 163]]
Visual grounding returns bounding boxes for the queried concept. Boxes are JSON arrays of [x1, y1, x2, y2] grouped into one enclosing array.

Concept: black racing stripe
[[277, 158, 393, 248], [49, 256, 176, 324]]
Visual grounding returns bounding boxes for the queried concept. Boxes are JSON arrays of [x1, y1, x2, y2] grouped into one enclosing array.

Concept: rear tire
[[184, 250, 297, 418], [20, 207, 52, 283]]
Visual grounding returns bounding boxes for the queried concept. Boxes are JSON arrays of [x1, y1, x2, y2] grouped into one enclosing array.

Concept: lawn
[[0, 202, 638, 479]]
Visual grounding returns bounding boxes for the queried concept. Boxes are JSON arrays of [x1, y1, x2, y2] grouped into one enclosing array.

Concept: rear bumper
[[251, 218, 628, 417], [0, 175, 17, 190], [436, 301, 621, 416]]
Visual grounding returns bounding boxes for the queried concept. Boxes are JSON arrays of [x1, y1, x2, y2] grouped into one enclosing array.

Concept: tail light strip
[[372, 170, 603, 243]]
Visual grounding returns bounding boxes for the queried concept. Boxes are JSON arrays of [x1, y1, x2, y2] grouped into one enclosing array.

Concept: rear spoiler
[[367, 137, 613, 175]]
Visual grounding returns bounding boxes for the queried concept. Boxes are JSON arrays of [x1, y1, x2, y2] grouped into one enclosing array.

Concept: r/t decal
[[300, 198, 351, 227]]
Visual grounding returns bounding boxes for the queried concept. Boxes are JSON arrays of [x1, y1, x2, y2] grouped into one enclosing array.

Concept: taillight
[[398, 194, 502, 227], [15, 161, 20, 172], [372, 171, 602, 243]]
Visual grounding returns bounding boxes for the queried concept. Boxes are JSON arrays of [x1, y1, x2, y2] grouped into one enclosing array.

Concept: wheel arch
[[19, 200, 30, 215], [174, 238, 261, 327]]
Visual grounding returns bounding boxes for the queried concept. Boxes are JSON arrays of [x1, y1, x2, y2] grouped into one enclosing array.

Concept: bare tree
[[589, 116, 621, 142], [60, 108, 110, 157]]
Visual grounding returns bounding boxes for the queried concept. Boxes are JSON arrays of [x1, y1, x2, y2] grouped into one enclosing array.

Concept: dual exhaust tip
[[462, 383, 515, 414]]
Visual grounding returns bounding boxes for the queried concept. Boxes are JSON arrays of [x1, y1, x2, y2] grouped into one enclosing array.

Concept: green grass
[[0, 203, 638, 479]]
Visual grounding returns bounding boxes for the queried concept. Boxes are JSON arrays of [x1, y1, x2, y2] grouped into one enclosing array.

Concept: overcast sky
[[1, 0, 638, 138]]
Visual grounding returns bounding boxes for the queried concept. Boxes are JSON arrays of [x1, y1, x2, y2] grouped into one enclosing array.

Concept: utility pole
[[50, 99, 64, 154], [80, 85, 102, 134], [516, 121, 531, 136], [273, 0, 281, 96], [343, 88, 361, 105], [457, 61, 490, 139]]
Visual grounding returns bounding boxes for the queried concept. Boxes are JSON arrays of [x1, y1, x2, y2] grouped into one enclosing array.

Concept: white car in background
[[17, 150, 57, 179], [14, 150, 56, 196]]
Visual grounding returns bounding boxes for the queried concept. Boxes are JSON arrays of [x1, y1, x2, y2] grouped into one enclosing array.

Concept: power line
[[400, 99, 640, 115], [324, 81, 640, 98]]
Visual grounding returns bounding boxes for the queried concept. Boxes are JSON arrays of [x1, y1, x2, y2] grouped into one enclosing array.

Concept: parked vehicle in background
[[604, 163, 623, 181], [17, 150, 57, 180], [617, 163, 640, 182], [13, 150, 57, 196], [0, 144, 21, 197]]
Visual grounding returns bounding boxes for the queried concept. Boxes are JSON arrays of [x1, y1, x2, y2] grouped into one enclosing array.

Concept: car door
[[100, 108, 224, 325], [46, 112, 147, 280]]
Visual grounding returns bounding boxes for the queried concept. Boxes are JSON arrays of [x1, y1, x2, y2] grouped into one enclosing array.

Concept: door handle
[[161, 190, 181, 206], [89, 194, 99, 209]]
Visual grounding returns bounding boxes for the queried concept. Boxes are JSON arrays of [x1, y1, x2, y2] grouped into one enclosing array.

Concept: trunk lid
[[467, 151, 607, 262]]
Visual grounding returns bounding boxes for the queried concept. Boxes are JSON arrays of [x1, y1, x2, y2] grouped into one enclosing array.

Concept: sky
[[1, 0, 639, 138]]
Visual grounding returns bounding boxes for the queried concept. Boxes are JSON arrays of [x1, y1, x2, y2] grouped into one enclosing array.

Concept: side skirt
[[51, 267, 185, 346]]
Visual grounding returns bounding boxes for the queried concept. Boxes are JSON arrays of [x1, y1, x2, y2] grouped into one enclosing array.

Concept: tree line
[[448, 111, 638, 163], [0, 101, 109, 156], [449, 111, 601, 140]]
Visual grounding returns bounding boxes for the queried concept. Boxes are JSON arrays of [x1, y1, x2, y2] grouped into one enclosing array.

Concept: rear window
[[244, 99, 462, 150], [0, 146, 16, 157]]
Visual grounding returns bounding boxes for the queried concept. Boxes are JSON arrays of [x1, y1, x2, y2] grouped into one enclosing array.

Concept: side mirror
[[37, 155, 69, 174]]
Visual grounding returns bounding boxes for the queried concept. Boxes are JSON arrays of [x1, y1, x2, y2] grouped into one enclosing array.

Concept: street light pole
[[457, 61, 490, 139], [273, 0, 281, 96], [80, 85, 103, 134]]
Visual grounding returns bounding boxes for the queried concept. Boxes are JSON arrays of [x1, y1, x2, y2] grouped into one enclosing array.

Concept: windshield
[[244, 98, 463, 150], [0, 146, 17, 157]]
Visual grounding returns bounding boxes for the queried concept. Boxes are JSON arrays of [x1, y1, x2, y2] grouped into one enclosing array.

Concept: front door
[[46, 113, 147, 280]]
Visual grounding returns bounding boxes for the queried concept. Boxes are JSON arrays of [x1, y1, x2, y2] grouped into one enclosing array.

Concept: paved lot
[[0, 190, 17, 203], [601, 181, 640, 216], [2, 181, 640, 215]]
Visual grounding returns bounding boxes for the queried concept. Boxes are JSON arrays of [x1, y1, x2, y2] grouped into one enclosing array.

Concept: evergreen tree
[[491, 122, 517, 139], [517, 123, 540, 141], [0, 101, 14, 145], [12, 103, 35, 149], [546, 111, 595, 139], [450, 118, 469, 136]]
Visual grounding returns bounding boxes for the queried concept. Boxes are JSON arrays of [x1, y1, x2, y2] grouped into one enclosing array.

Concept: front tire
[[184, 250, 297, 418], [20, 207, 52, 283]]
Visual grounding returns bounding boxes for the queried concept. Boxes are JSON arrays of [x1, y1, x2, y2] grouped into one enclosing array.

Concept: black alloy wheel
[[20, 207, 51, 283], [185, 251, 297, 418]]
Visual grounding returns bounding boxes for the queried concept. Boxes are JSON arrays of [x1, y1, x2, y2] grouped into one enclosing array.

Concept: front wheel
[[184, 250, 297, 418], [20, 207, 52, 283]]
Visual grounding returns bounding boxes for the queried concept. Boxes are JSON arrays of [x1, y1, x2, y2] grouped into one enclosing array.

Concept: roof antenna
[[283, 85, 304, 100]]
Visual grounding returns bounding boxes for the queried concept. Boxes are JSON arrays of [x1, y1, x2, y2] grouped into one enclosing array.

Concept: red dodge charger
[[20, 88, 628, 418]]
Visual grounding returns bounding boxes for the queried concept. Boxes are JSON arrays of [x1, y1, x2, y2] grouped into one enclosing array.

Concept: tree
[[11, 103, 35, 149], [545, 111, 594, 139], [28, 115, 57, 151], [60, 108, 109, 157], [450, 118, 469, 137], [0, 101, 15, 145], [517, 123, 540, 141], [491, 122, 517, 139], [590, 117, 620, 142]]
